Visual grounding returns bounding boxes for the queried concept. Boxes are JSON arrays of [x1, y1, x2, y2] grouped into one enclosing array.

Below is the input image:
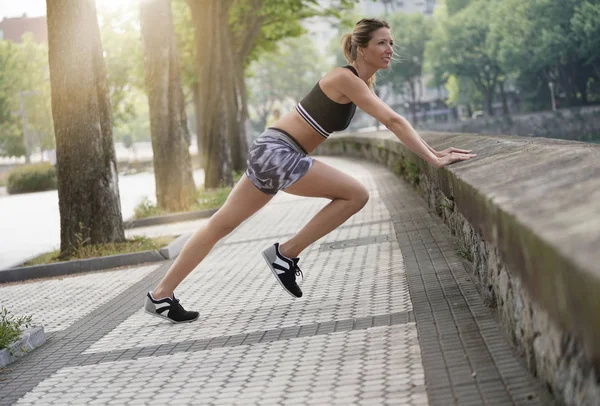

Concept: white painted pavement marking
[[0, 264, 159, 332], [15, 325, 428, 406]]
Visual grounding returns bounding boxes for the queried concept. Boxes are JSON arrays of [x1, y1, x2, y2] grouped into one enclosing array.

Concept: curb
[[0, 326, 46, 368], [123, 208, 218, 229], [159, 233, 192, 259], [0, 251, 166, 283]]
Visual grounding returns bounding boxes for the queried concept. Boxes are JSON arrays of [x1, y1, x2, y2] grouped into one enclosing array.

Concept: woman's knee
[[350, 184, 369, 212]]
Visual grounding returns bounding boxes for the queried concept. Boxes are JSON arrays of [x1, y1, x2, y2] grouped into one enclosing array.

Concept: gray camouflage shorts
[[245, 127, 314, 195]]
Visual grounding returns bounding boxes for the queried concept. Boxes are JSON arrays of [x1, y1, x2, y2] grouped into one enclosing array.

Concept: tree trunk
[[230, 2, 263, 170], [47, 0, 125, 258], [140, 0, 195, 212], [499, 80, 510, 116], [228, 59, 249, 173], [408, 81, 418, 124], [223, 24, 245, 174], [237, 64, 252, 152], [485, 89, 494, 116], [188, 0, 233, 189], [466, 103, 473, 119]]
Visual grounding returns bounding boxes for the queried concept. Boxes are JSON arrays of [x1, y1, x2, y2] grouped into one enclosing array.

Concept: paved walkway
[[0, 157, 553, 405]]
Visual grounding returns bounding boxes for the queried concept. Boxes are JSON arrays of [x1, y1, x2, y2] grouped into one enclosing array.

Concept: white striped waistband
[[295, 103, 330, 139]]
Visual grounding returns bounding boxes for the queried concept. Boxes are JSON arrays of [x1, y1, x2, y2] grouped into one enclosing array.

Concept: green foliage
[[133, 180, 238, 220], [0, 36, 53, 158], [489, 0, 599, 107], [173, 0, 358, 93], [0, 121, 24, 158], [377, 11, 432, 116], [455, 240, 473, 262], [0, 307, 32, 351], [419, 0, 600, 112], [405, 162, 421, 185], [0, 170, 9, 187], [446, 0, 472, 15], [172, 0, 196, 101], [247, 35, 328, 130], [572, 1, 600, 66], [445, 74, 483, 112], [236, 0, 358, 66], [98, 5, 145, 135], [7, 162, 57, 195], [425, 0, 503, 114], [195, 186, 233, 210], [134, 196, 166, 219], [14, 34, 54, 152], [111, 92, 150, 143]]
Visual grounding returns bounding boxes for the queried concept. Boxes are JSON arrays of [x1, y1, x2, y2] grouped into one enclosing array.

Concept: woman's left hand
[[436, 147, 473, 157]]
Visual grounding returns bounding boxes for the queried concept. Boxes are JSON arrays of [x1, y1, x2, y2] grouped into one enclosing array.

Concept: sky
[[0, 0, 46, 19], [0, 0, 133, 20]]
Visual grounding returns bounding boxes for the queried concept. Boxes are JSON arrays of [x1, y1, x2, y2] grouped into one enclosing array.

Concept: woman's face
[[360, 27, 393, 70]]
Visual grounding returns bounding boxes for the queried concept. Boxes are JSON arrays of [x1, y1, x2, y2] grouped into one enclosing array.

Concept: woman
[[145, 18, 475, 323]]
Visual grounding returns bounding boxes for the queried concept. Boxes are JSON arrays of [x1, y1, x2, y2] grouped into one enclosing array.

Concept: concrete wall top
[[320, 130, 600, 358]]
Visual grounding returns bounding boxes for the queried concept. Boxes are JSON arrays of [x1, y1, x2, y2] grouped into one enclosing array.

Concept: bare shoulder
[[319, 67, 365, 103], [321, 66, 360, 85]]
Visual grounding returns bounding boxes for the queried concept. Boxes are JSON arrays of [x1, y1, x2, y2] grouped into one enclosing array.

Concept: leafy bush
[[7, 163, 57, 194], [0, 307, 32, 350]]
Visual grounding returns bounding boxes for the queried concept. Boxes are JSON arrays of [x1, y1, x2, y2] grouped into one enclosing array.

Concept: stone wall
[[315, 131, 600, 405]]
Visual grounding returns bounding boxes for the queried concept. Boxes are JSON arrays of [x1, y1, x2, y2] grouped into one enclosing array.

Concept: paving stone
[[10, 324, 421, 405], [0, 265, 159, 333]]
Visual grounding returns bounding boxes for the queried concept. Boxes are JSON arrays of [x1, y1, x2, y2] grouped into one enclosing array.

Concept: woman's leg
[[278, 159, 369, 259], [152, 175, 273, 299]]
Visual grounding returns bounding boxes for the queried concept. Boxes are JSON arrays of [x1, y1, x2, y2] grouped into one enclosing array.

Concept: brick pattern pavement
[[372, 162, 554, 406], [0, 157, 553, 405], [0, 265, 158, 332], [15, 325, 425, 406]]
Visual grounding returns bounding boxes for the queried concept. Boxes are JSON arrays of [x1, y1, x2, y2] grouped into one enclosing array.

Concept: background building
[[0, 14, 47, 44]]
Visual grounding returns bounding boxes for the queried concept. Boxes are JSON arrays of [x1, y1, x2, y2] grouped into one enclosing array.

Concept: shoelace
[[291, 265, 303, 280], [170, 296, 184, 310]]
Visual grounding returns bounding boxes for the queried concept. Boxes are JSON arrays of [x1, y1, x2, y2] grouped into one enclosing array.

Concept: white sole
[[144, 309, 199, 324], [262, 250, 301, 299]]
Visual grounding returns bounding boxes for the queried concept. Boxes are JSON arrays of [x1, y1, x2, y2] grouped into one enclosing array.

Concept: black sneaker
[[262, 242, 303, 298], [144, 292, 199, 323]]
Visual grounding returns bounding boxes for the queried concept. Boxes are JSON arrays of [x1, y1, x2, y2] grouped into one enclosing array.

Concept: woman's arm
[[372, 95, 440, 157], [337, 70, 475, 168]]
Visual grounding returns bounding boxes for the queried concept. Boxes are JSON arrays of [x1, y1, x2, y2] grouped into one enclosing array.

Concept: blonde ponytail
[[340, 33, 355, 64]]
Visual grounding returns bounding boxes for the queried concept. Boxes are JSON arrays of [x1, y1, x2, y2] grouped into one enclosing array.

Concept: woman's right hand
[[434, 151, 477, 168]]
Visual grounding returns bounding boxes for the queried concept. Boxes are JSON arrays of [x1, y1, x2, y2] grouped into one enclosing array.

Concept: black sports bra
[[295, 65, 358, 138]]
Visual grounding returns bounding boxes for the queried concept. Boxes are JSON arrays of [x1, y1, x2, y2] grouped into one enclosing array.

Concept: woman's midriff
[[270, 110, 326, 155]]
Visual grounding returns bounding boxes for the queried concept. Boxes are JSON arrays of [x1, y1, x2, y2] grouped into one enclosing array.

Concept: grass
[[133, 186, 232, 219], [21, 235, 176, 267], [455, 240, 474, 262], [133, 173, 242, 220], [0, 307, 32, 351]]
